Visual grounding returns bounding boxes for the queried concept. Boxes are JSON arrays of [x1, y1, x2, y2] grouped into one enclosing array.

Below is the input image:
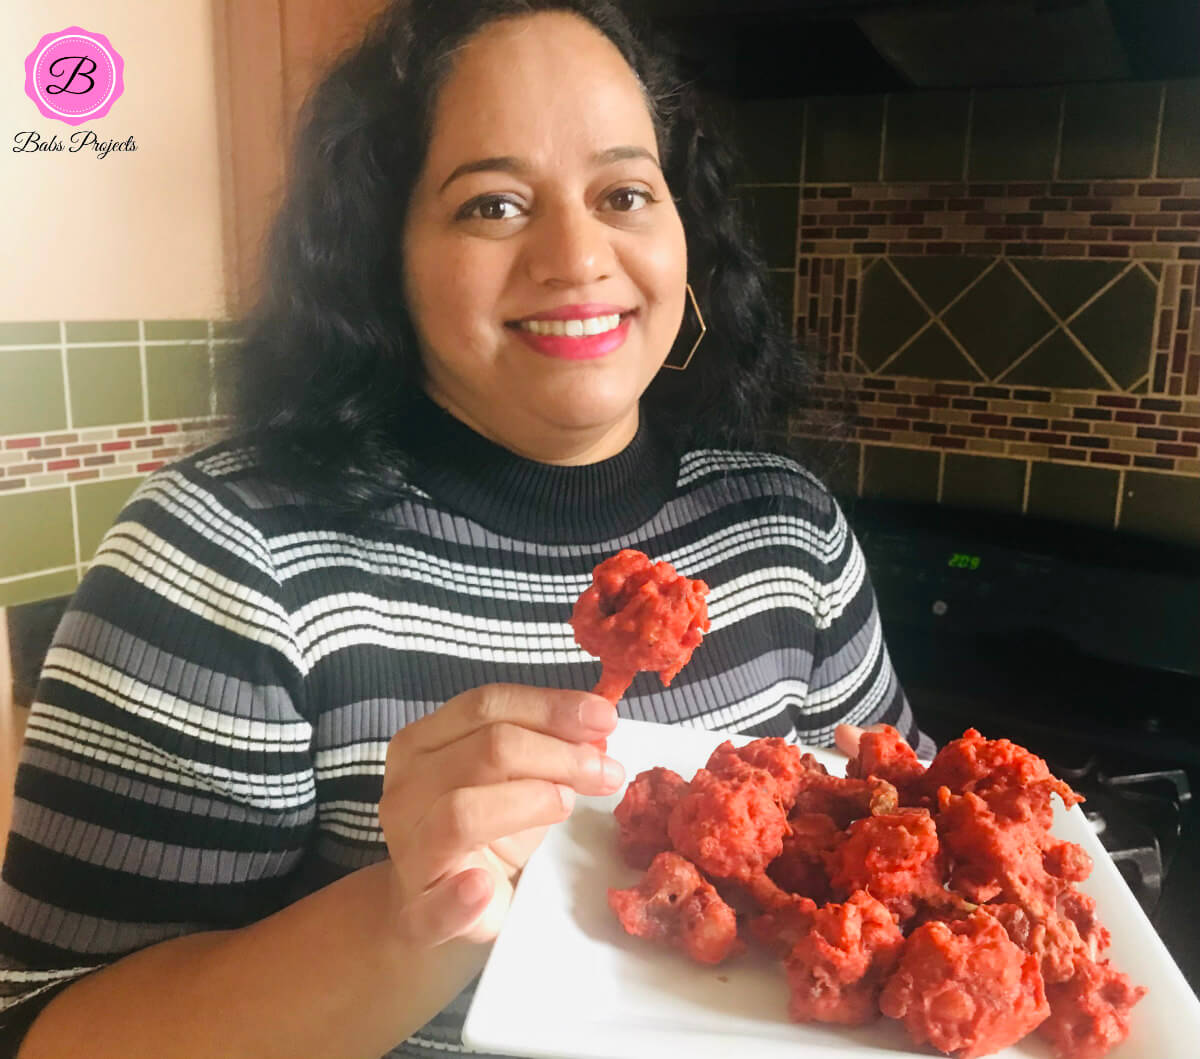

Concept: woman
[[0, 2, 928, 1056]]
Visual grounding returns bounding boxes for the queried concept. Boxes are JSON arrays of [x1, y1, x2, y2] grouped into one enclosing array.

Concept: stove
[[848, 498, 1200, 991]]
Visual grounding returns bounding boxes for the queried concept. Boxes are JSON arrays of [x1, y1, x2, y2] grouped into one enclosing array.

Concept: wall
[[0, 3, 229, 607], [0, 0, 226, 319], [733, 79, 1200, 546]]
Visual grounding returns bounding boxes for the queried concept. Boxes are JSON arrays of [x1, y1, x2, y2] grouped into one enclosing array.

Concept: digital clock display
[[948, 552, 982, 570]]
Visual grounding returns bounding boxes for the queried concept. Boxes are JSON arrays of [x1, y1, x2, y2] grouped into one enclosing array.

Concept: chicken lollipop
[[571, 549, 710, 704]]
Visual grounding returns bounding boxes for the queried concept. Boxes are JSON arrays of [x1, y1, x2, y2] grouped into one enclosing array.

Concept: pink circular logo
[[24, 27, 124, 126]]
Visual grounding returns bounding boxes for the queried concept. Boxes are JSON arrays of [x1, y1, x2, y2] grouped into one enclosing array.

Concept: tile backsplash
[[0, 320, 229, 607], [733, 78, 1200, 547]]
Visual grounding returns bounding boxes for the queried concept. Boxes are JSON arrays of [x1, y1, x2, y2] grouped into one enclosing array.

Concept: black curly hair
[[226, 0, 835, 507]]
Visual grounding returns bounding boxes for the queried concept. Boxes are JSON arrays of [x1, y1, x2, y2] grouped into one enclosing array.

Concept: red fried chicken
[[826, 809, 944, 921], [667, 767, 788, 883], [706, 737, 826, 811], [766, 812, 839, 902], [612, 766, 689, 869], [1037, 957, 1146, 1059], [845, 723, 927, 796], [782, 890, 904, 1025], [607, 851, 742, 965], [570, 549, 709, 704], [919, 728, 1082, 829], [880, 911, 1050, 1059]]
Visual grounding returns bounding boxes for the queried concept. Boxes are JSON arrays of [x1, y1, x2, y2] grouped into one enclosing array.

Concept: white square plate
[[463, 719, 1200, 1058]]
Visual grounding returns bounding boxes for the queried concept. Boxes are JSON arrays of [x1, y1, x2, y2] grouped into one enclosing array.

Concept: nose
[[523, 200, 614, 288]]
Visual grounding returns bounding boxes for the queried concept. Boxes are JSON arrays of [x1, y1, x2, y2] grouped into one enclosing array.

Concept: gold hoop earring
[[661, 283, 707, 372]]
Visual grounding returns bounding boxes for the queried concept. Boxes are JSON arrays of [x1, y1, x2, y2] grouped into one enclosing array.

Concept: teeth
[[518, 313, 622, 337]]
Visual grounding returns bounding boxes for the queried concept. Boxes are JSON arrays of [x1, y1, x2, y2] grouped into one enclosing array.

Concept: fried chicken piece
[[570, 549, 709, 704], [766, 812, 839, 902], [667, 767, 788, 883], [919, 728, 1082, 829], [1058, 889, 1112, 962], [790, 771, 900, 828], [1043, 838, 1093, 884], [983, 902, 1095, 986], [782, 891, 905, 1025], [935, 788, 1065, 916], [607, 851, 742, 965], [707, 737, 825, 811], [879, 911, 1050, 1059], [613, 766, 689, 869], [748, 891, 819, 958], [846, 724, 927, 796], [826, 809, 944, 921], [1037, 957, 1146, 1059]]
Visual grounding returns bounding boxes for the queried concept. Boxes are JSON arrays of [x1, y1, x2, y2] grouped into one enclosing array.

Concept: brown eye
[[607, 187, 652, 212], [459, 195, 523, 221]]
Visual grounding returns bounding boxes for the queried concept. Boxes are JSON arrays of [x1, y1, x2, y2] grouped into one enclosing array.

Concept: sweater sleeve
[[805, 493, 935, 760], [0, 461, 315, 1056]]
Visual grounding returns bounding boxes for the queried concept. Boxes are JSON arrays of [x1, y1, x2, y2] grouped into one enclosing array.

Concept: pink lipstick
[[508, 303, 634, 361]]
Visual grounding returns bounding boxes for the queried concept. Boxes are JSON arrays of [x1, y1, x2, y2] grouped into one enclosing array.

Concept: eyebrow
[[438, 145, 661, 194]]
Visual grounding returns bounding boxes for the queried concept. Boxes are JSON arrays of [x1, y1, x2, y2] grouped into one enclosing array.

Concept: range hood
[[645, 0, 1200, 97]]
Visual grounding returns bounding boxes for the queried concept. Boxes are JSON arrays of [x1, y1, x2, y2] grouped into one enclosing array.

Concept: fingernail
[[601, 756, 624, 790], [456, 871, 490, 907], [580, 697, 615, 730], [557, 783, 576, 813]]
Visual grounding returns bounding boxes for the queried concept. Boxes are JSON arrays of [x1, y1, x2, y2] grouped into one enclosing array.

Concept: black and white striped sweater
[[0, 398, 928, 1057]]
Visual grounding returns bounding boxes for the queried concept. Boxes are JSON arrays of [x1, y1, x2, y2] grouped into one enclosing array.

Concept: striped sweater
[[0, 397, 928, 1057]]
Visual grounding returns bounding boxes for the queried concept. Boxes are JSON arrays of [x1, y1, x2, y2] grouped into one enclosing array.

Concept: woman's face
[[401, 12, 688, 463]]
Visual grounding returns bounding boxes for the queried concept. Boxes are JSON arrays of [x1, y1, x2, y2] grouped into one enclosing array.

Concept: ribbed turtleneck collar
[[399, 391, 680, 543]]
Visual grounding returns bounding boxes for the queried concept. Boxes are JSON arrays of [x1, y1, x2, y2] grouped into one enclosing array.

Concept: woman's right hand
[[378, 684, 623, 949]]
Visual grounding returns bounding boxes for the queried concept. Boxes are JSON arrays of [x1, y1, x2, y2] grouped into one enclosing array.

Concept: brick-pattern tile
[[797, 180, 1200, 262], [0, 418, 223, 486], [794, 376, 1200, 478]]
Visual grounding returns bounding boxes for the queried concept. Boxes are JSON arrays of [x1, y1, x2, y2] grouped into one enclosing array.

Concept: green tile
[[805, 95, 884, 183], [857, 260, 930, 370], [211, 344, 236, 417], [863, 445, 940, 503], [799, 439, 860, 498], [968, 87, 1061, 182], [1001, 329, 1111, 390], [0, 488, 75, 579], [883, 91, 970, 182], [1131, 377, 1149, 394], [0, 322, 59, 346], [729, 98, 806, 184], [67, 345, 143, 428], [1157, 79, 1200, 179], [145, 341, 211, 420], [769, 271, 796, 326], [1011, 260, 1125, 321], [887, 323, 982, 381], [941, 454, 1025, 513], [211, 320, 243, 341], [1121, 472, 1200, 547], [76, 476, 143, 561], [1068, 268, 1157, 391], [892, 257, 992, 313], [1027, 462, 1118, 529], [1059, 82, 1161, 179], [737, 186, 799, 270], [64, 320, 139, 343], [0, 568, 79, 608], [0, 347, 66, 435], [143, 320, 209, 342], [942, 263, 1055, 380], [1142, 262, 1163, 280]]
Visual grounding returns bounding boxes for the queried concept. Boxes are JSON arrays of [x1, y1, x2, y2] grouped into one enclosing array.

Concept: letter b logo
[[25, 27, 124, 126]]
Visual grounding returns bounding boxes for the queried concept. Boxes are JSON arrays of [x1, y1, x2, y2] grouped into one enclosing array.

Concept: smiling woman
[[0, 3, 928, 1059]]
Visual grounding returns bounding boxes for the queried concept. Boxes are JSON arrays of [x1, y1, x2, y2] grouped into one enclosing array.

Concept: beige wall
[[0, 1, 226, 320]]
